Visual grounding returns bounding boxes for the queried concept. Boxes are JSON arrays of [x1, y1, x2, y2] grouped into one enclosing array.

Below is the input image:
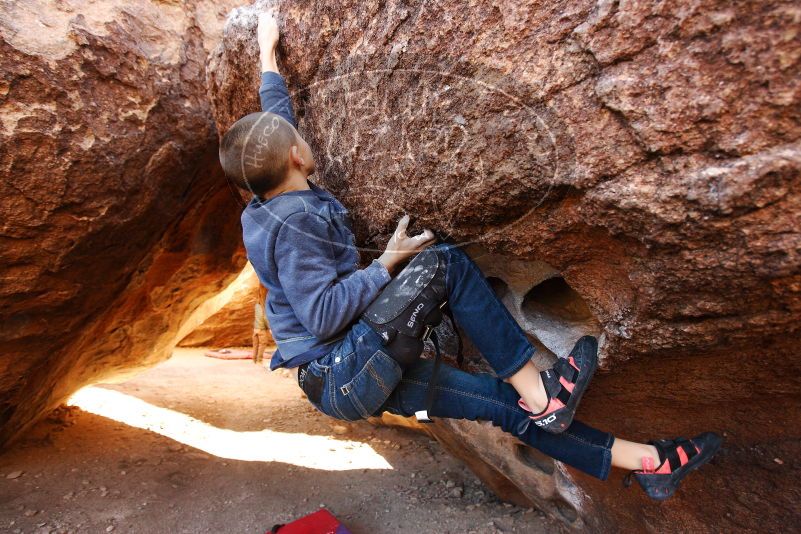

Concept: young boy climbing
[[219, 11, 721, 501]]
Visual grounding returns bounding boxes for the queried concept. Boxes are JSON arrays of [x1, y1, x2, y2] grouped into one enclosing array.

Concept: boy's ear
[[289, 144, 305, 168]]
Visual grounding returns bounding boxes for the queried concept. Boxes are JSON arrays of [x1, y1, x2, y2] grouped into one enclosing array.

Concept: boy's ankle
[[523, 382, 549, 414]]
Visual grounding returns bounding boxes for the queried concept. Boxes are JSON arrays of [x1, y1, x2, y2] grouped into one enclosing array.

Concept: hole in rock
[[553, 498, 579, 523], [524, 277, 593, 322], [513, 443, 554, 475], [521, 276, 600, 358]]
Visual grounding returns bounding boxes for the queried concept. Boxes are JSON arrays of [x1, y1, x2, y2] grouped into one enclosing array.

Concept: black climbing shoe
[[624, 432, 723, 501], [518, 335, 599, 434]]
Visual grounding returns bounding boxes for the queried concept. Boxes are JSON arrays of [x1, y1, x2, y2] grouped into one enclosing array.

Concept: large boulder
[[209, 0, 801, 530], [0, 0, 244, 446]]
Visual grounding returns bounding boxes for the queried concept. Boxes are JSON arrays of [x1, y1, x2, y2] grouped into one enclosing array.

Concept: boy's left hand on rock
[[378, 214, 436, 274]]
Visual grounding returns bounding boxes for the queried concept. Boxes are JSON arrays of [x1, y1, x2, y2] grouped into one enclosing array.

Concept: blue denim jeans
[[303, 242, 614, 480]]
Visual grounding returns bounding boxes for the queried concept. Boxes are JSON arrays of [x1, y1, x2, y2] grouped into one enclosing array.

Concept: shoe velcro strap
[[554, 358, 579, 383], [676, 438, 697, 460], [541, 369, 571, 405], [665, 444, 683, 471], [553, 384, 571, 405]]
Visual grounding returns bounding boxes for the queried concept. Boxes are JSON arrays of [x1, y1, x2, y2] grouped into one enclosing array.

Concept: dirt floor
[[0, 349, 563, 534]]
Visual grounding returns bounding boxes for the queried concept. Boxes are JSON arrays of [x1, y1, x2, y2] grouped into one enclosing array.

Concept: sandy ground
[[0, 349, 562, 534]]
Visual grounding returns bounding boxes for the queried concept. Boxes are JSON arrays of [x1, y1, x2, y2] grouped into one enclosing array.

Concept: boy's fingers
[[414, 241, 436, 254], [409, 233, 436, 251], [410, 229, 434, 242], [395, 214, 410, 235]]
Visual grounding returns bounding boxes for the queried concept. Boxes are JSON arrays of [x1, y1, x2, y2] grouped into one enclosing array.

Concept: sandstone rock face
[[210, 1, 801, 530], [0, 0, 243, 445], [178, 264, 272, 348]]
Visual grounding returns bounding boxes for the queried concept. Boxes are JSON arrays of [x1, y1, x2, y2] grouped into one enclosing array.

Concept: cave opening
[[522, 277, 594, 323], [520, 275, 601, 359]]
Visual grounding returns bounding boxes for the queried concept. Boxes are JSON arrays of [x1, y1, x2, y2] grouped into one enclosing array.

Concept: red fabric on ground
[[269, 509, 352, 534]]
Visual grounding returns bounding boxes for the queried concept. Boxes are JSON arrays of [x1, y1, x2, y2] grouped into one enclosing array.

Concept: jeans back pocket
[[298, 361, 325, 407], [339, 349, 402, 419]]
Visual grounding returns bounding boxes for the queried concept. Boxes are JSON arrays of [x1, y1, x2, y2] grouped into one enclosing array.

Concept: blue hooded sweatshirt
[[240, 72, 392, 370]]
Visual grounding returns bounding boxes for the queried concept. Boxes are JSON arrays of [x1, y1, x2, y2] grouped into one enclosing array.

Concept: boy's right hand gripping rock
[[378, 214, 436, 274], [257, 11, 280, 50], [257, 11, 281, 75]]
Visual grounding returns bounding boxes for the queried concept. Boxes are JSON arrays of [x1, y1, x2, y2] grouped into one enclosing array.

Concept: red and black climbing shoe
[[624, 432, 723, 501], [518, 335, 598, 434]]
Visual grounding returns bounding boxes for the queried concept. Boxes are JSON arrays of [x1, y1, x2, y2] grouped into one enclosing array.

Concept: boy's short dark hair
[[219, 112, 298, 196]]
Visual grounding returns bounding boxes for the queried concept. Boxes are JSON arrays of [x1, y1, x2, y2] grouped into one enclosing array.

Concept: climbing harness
[[361, 246, 463, 423]]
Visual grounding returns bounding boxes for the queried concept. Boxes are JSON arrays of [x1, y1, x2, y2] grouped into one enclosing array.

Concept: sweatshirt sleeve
[[259, 72, 297, 127], [274, 211, 391, 340]]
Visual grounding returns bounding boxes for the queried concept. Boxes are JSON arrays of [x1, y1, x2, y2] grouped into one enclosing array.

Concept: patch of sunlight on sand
[[67, 386, 393, 471]]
